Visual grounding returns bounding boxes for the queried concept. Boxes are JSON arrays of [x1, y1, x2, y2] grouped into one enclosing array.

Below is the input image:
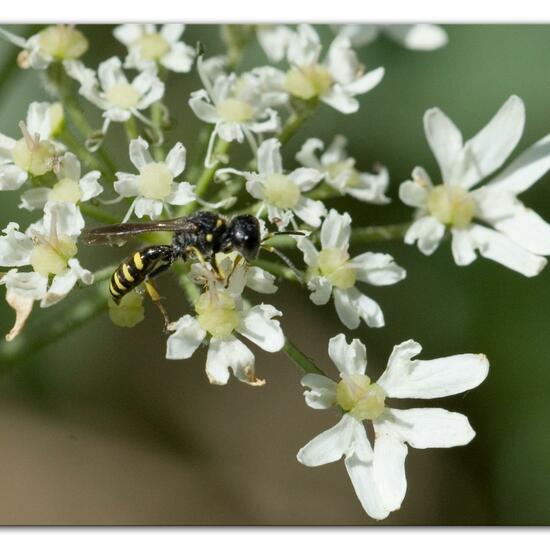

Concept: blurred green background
[[0, 24, 548, 525]]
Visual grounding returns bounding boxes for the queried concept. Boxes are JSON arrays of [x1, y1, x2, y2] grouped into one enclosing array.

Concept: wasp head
[[222, 215, 261, 262]]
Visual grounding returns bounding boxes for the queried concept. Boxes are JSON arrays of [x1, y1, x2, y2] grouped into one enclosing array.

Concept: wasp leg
[[210, 253, 226, 281], [144, 277, 172, 332], [222, 254, 244, 288]]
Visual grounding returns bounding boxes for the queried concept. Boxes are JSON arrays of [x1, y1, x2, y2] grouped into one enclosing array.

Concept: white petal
[[98, 56, 127, 91], [398, 179, 429, 208], [257, 138, 283, 176], [41, 269, 78, 307], [136, 78, 165, 110], [297, 414, 356, 467], [301, 373, 337, 409], [114, 172, 139, 197], [347, 167, 390, 204], [42, 201, 84, 240], [404, 216, 445, 255], [328, 333, 367, 376], [287, 24, 321, 67], [494, 207, 550, 255], [322, 86, 359, 114], [129, 137, 153, 170], [166, 315, 206, 359], [188, 90, 220, 124], [113, 24, 144, 46], [296, 236, 319, 268], [377, 339, 489, 399], [293, 196, 326, 228], [0, 165, 28, 191], [462, 95, 525, 184], [343, 67, 385, 96], [134, 197, 164, 219], [238, 304, 284, 352], [288, 167, 323, 191], [161, 42, 195, 73], [468, 223, 547, 277], [383, 24, 448, 50], [58, 152, 81, 181], [451, 228, 477, 265], [165, 142, 186, 177], [295, 137, 323, 169], [4, 286, 34, 342], [246, 266, 277, 294], [307, 276, 332, 306], [333, 287, 385, 329], [320, 209, 351, 250], [166, 182, 196, 206], [485, 133, 550, 195], [352, 252, 406, 286], [160, 23, 185, 43], [79, 171, 103, 202], [423, 107, 463, 184], [334, 24, 379, 48], [26, 101, 52, 139], [257, 25, 293, 63], [19, 188, 50, 211], [217, 121, 244, 143], [2, 269, 46, 300], [376, 407, 475, 449], [206, 336, 262, 386]]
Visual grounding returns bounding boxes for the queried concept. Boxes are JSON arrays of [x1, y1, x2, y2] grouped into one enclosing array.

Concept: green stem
[[124, 117, 139, 142], [0, 284, 108, 369], [283, 338, 326, 376], [279, 101, 318, 145], [350, 223, 410, 245], [150, 101, 166, 162], [80, 203, 120, 225], [59, 127, 105, 175]]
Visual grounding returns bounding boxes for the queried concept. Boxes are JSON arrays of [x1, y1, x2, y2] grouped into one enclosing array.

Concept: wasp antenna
[[261, 230, 306, 244], [262, 246, 304, 284]]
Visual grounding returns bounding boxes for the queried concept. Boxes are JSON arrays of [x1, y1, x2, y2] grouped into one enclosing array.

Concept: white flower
[[64, 57, 165, 136], [399, 95, 550, 277], [114, 137, 195, 221], [19, 152, 102, 211], [113, 24, 195, 73], [333, 24, 448, 51], [297, 209, 406, 329], [296, 136, 390, 204], [0, 202, 92, 340], [256, 25, 294, 62], [0, 25, 88, 69], [166, 285, 284, 386], [219, 138, 325, 230], [189, 57, 282, 167], [0, 101, 64, 191], [297, 334, 489, 520], [283, 24, 384, 114]]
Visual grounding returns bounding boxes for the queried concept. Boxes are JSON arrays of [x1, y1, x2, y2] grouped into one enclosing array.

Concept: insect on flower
[[82, 211, 302, 328]]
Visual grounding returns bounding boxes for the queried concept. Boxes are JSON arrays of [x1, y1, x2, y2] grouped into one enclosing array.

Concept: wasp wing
[[82, 217, 198, 246]]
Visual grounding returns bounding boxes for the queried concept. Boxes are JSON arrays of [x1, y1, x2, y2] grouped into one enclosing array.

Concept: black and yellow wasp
[[83, 211, 300, 327]]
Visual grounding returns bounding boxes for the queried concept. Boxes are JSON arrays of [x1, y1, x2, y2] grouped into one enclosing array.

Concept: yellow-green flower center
[[318, 247, 356, 289], [284, 64, 333, 100], [108, 290, 145, 328], [106, 83, 140, 109], [138, 162, 173, 200], [216, 98, 254, 123], [49, 178, 82, 204], [263, 174, 301, 209], [336, 374, 386, 421], [38, 25, 88, 60], [135, 32, 170, 60], [30, 235, 77, 276], [427, 184, 476, 229], [12, 137, 56, 176], [195, 290, 241, 338], [326, 160, 361, 188]]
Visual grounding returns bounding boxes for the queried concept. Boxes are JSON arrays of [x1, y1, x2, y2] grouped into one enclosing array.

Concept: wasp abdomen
[[109, 245, 172, 303]]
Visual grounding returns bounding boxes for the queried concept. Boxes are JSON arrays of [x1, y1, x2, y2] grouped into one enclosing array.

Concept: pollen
[[263, 174, 301, 209], [195, 290, 240, 338], [30, 236, 77, 276], [106, 83, 141, 109], [318, 248, 357, 289], [137, 162, 173, 200], [336, 374, 386, 421], [11, 137, 56, 176], [216, 98, 254, 123], [284, 64, 333, 100], [427, 184, 476, 229]]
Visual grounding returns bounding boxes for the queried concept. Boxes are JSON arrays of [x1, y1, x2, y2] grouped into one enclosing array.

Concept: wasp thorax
[[216, 98, 254, 123], [12, 137, 56, 176], [135, 32, 169, 60], [284, 64, 333, 100], [195, 290, 240, 338], [138, 162, 173, 200], [263, 174, 301, 209], [106, 83, 140, 109], [326, 160, 361, 188], [336, 374, 386, 421], [38, 25, 88, 60], [30, 235, 77, 276], [49, 178, 82, 203], [318, 247, 356, 289], [427, 184, 476, 229]]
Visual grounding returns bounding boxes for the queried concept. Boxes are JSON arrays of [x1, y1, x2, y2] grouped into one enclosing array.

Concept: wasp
[[83, 211, 300, 327]]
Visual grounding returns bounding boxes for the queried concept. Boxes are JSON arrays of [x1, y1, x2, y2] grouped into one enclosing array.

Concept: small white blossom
[[283, 24, 384, 114], [219, 138, 325, 230], [113, 24, 195, 73], [296, 135, 390, 204], [334, 24, 448, 51], [189, 57, 282, 167], [0, 25, 88, 70], [20, 152, 102, 211], [0, 202, 92, 340], [399, 95, 550, 277], [114, 137, 196, 221], [64, 56, 164, 136], [297, 334, 489, 520], [297, 209, 406, 329], [166, 280, 284, 386], [256, 25, 294, 62], [0, 101, 65, 191]]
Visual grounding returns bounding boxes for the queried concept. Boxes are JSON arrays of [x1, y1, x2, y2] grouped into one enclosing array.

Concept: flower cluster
[[3, 22, 548, 522]]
